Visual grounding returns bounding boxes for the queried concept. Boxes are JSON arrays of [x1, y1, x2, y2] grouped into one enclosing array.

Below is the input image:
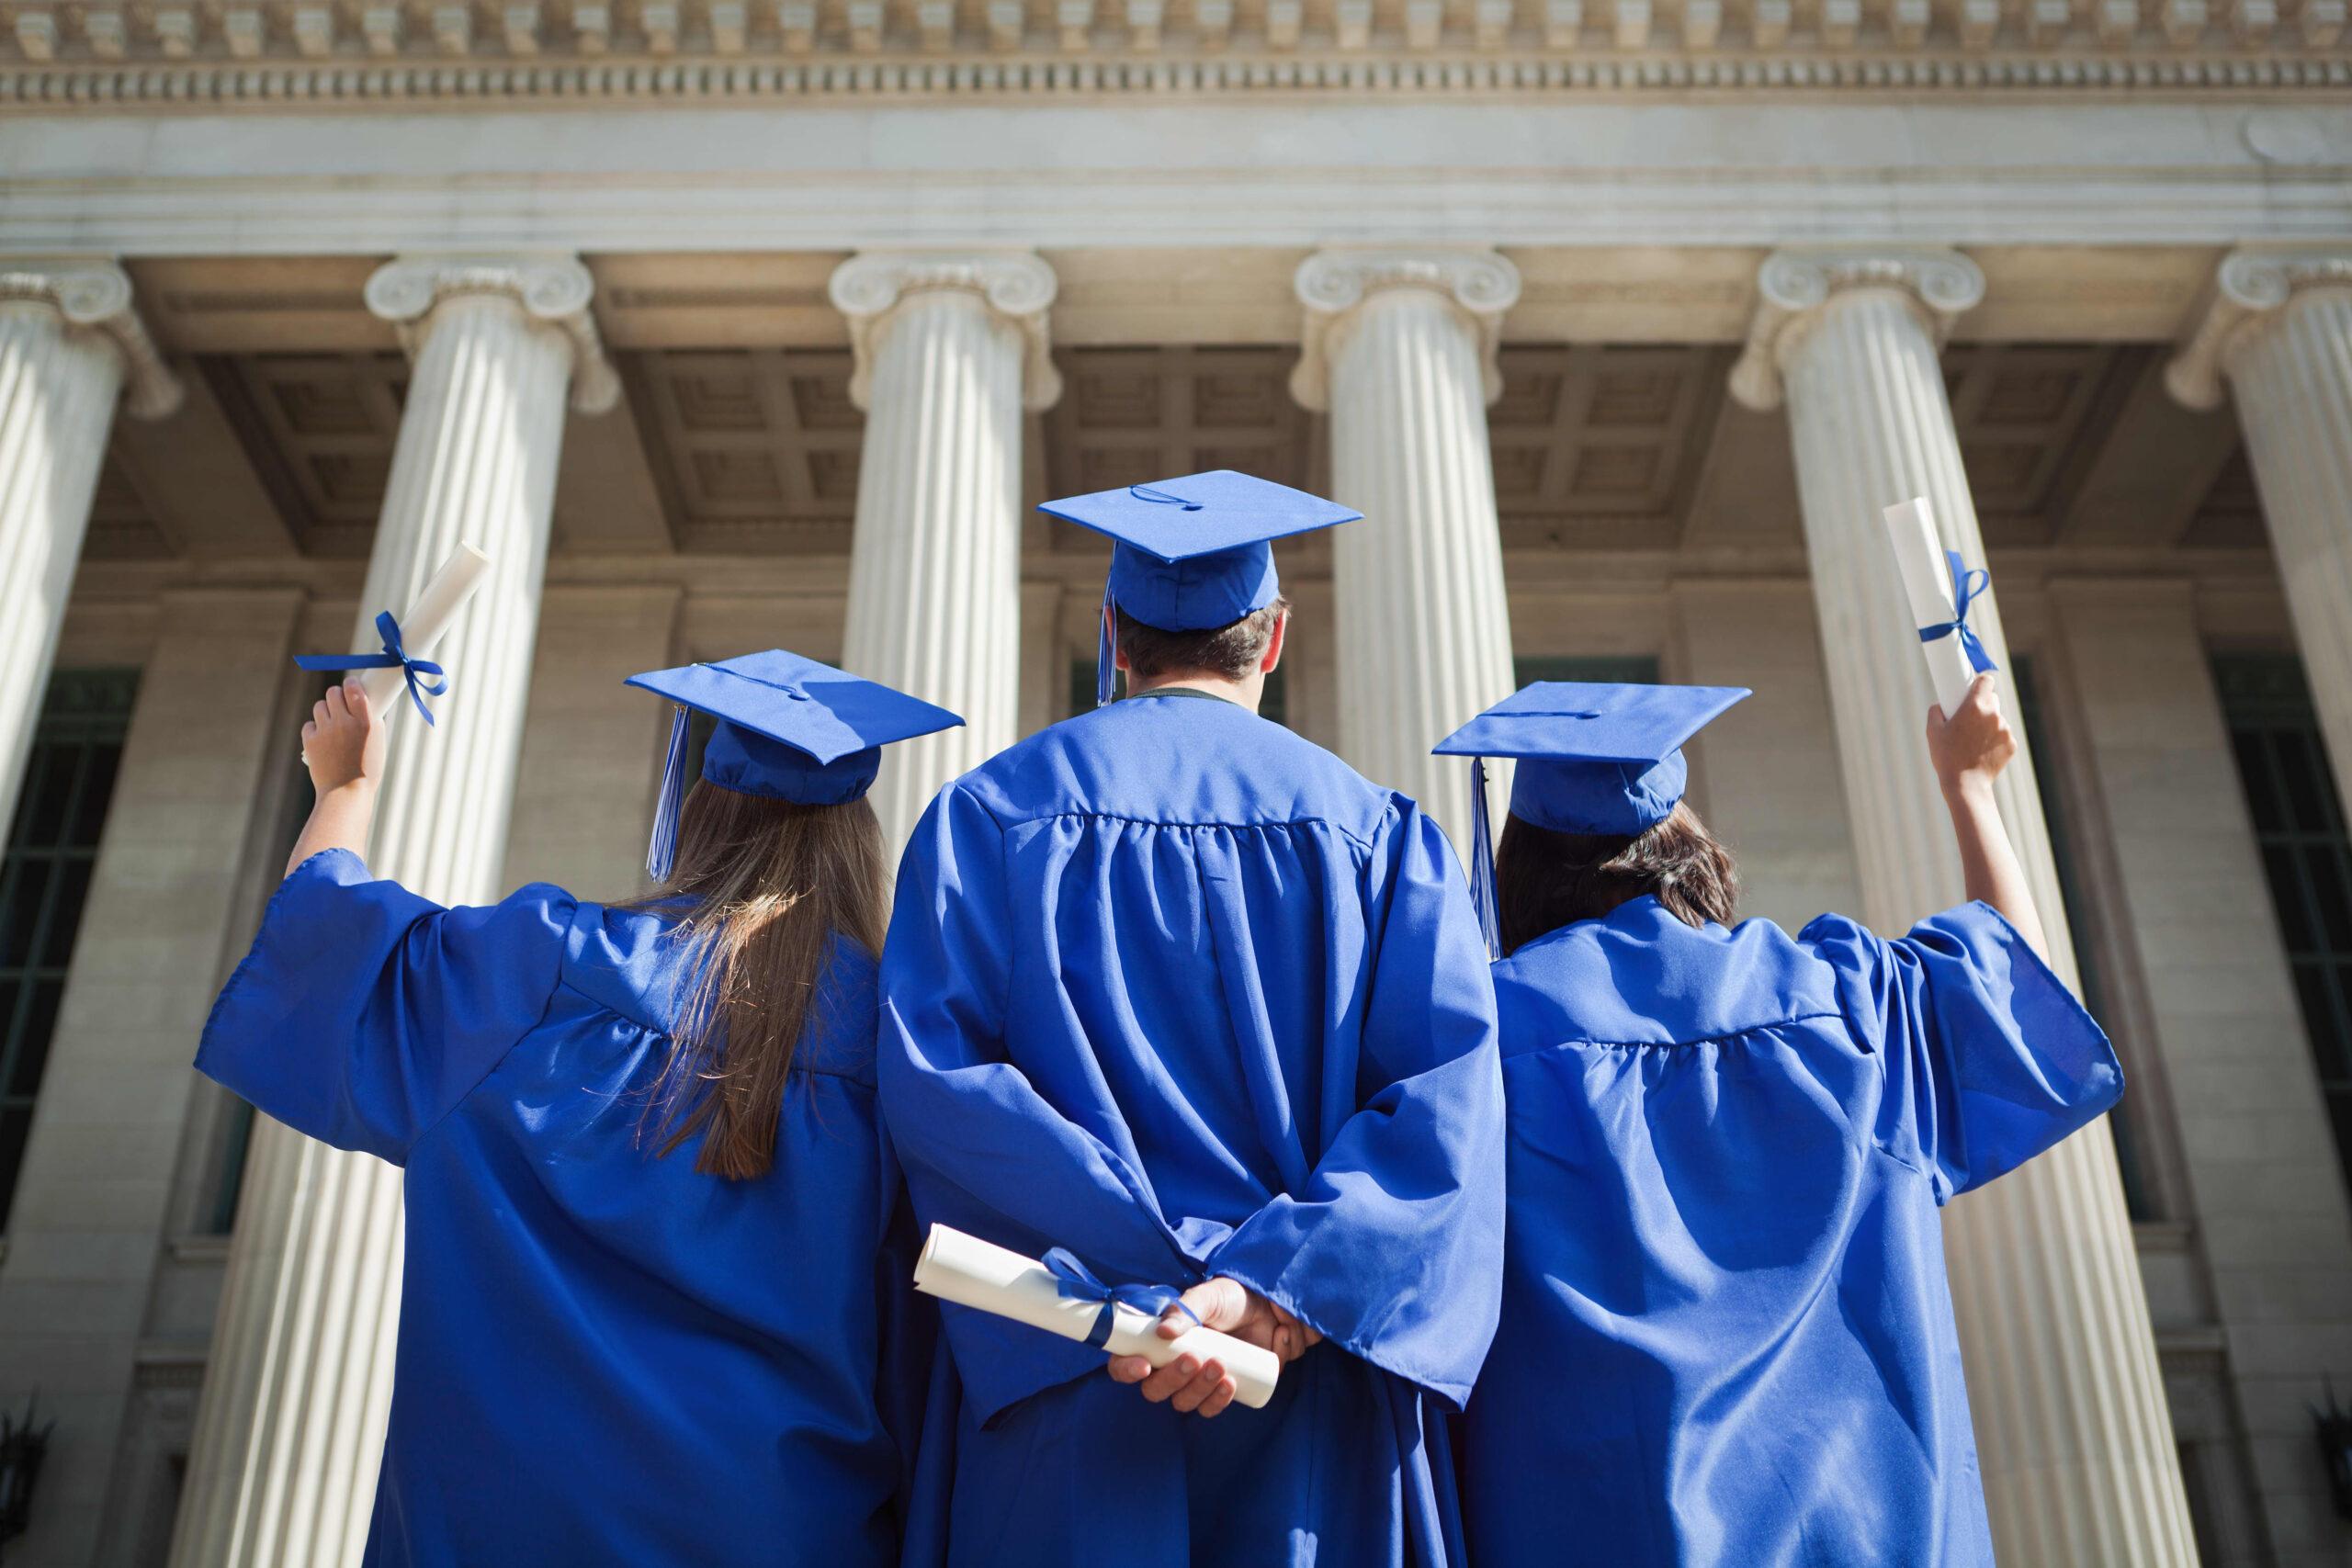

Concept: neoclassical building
[[0, 6, 2346, 1564]]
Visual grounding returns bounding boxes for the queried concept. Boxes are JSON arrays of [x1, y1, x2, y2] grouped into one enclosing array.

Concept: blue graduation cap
[[1039, 469, 1361, 705], [1433, 682, 1749, 955], [624, 650, 962, 882]]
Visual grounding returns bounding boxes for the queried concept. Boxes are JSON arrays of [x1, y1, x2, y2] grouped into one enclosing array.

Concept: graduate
[[1440, 674, 2124, 1568], [197, 649, 961, 1568], [876, 470, 1506, 1568]]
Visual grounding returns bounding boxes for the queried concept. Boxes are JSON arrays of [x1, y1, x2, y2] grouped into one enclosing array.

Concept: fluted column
[[172, 255, 616, 1568], [1292, 248, 1520, 842], [1731, 247, 2197, 1568], [0, 260, 178, 840], [2168, 246, 2352, 814], [831, 251, 1057, 844]]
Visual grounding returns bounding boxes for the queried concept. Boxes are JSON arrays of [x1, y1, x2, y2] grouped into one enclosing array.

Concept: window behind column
[[2212, 653, 2352, 1203], [0, 668, 139, 1229]]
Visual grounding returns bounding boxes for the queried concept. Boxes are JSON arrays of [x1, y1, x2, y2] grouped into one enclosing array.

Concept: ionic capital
[[827, 250, 1061, 412], [1728, 246, 1985, 412], [1289, 246, 1521, 411], [363, 253, 619, 413], [0, 258, 182, 420], [2164, 244, 2352, 411]]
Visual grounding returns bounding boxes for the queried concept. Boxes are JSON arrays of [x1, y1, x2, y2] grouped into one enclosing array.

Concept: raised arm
[[1927, 672, 2047, 959], [288, 678, 386, 874]]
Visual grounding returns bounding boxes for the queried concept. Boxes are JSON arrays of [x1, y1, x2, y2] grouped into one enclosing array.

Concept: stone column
[[830, 252, 1057, 845], [2168, 246, 2352, 814], [1292, 248, 1520, 843], [0, 260, 178, 841], [171, 255, 616, 1568], [1730, 247, 2198, 1567]]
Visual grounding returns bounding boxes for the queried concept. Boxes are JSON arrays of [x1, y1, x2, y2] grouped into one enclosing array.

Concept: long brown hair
[[1496, 801, 1739, 955], [629, 779, 889, 1179]]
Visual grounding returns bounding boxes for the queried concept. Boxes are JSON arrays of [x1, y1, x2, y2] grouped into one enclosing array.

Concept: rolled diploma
[[1883, 497, 1983, 719], [300, 544, 490, 762], [912, 1224, 1281, 1411]]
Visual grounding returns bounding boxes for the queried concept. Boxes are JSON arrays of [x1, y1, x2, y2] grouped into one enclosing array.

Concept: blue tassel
[[647, 705, 689, 884], [1468, 757, 1501, 961], [1095, 578, 1118, 707]]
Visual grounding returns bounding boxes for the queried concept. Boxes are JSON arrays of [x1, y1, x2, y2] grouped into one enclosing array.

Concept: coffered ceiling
[[625, 347, 864, 552], [85, 289, 2263, 567], [1488, 344, 1729, 551]]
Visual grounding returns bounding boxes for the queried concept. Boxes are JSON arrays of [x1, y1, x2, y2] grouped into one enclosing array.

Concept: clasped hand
[[1105, 1275, 1321, 1420]]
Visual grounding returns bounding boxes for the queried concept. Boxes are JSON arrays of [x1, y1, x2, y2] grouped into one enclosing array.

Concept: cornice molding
[[1291, 247, 1521, 410], [363, 253, 619, 412], [1728, 246, 1986, 410], [2, 48, 2348, 110], [0, 256, 181, 417], [828, 250, 1060, 412], [2165, 243, 2352, 410]]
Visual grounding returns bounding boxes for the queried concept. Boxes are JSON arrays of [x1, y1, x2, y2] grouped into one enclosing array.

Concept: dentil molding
[[1290, 247, 1522, 411], [1728, 246, 1987, 411], [828, 251, 1061, 412], [363, 254, 620, 413], [2165, 244, 2352, 410], [0, 257, 181, 418], [4, 52, 2350, 111]]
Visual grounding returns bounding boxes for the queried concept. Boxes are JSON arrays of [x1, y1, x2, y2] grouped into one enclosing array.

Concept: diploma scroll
[[300, 544, 491, 761], [912, 1224, 1281, 1410], [360, 543, 491, 727], [1883, 497, 1988, 719]]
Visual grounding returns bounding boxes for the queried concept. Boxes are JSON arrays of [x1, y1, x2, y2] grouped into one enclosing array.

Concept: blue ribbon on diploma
[[295, 611, 449, 725], [1918, 550, 1997, 677], [1042, 1248, 1202, 1349]]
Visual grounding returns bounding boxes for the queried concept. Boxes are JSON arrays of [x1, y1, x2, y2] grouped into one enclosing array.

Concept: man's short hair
[[1114, 597, 1290, 683]]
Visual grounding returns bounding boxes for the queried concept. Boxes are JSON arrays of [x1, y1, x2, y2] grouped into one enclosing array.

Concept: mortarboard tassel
[[647, 704, 690, 884], [1095, 578, 1118, 708], [1468, 756, 1501, 961]]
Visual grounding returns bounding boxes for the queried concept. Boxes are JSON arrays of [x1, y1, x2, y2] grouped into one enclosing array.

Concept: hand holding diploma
[[1107, 1274, 1321, 1418], [284, 543, 489, 874], [912, 1225, 1289, 1416], [296, 543, 491, 741]]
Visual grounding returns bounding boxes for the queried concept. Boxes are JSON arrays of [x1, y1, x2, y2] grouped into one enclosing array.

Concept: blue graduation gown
[[197, 848, 935, 1568], [876, 694, 1506, 1568], [1459, 896, 2124, 1568]]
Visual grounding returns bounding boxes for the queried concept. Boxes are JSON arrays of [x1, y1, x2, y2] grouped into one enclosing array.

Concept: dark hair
[[1114, 596, 1289, 682], [625, 780, 888, 1179], [1495, 800, 1738, 954]]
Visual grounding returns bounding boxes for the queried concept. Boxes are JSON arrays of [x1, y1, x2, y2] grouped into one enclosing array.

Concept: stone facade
[[0, 16, 2347, 1565]]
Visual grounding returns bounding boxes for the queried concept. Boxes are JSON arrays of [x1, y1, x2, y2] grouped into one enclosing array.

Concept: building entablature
[[1, 0, 2347, 107]]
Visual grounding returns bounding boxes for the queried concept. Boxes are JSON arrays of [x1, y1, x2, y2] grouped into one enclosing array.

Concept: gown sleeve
[[1205, 805, 1508, 1413], [1802, 899, 2124, 1203], [197, 847, 573, 1166]]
